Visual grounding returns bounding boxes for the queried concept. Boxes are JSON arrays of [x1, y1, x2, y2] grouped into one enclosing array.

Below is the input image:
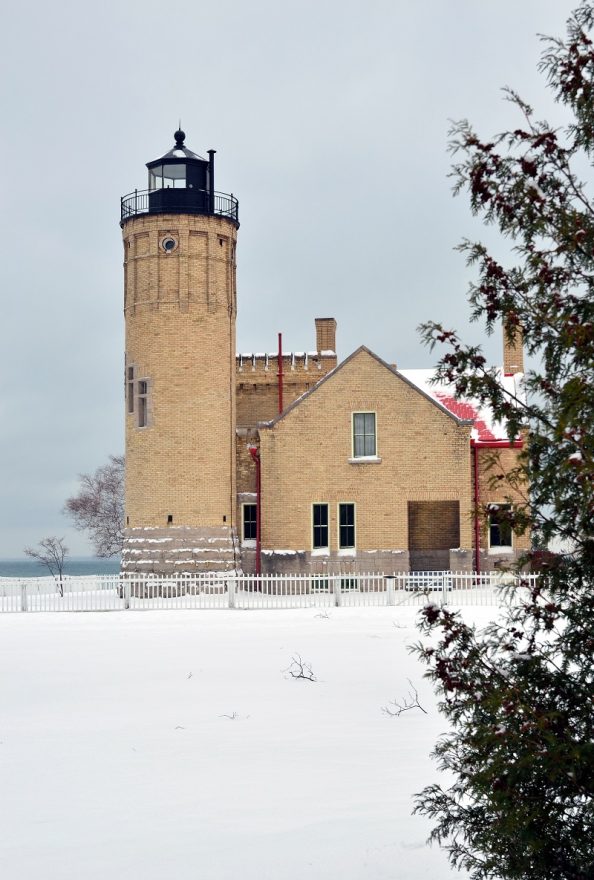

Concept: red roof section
[[434, 392, 497, 441]]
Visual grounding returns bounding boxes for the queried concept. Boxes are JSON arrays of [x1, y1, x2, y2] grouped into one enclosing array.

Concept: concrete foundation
[[122, 526, 239, 574]]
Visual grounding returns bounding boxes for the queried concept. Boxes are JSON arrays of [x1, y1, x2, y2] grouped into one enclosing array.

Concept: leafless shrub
[[24, 536, 69, 596]]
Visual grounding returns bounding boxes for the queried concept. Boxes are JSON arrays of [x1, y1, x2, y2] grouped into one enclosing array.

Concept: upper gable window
[[352, 412, 376, 458]]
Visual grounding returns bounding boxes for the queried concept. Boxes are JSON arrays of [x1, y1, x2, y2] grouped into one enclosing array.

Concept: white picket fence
[[0, 571, 539, 613]]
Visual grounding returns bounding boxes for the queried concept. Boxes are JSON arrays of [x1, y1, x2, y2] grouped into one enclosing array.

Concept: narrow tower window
[[138, 380, 149, 427], [127, 366, 135, 414]]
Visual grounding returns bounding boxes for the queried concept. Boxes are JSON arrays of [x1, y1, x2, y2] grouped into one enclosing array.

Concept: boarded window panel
[[408, 501, 460, 551], [135, 232, 149, 256], [188, 230, 207, 256]]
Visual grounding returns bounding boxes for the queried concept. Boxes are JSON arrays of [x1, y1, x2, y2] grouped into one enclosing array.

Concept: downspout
[[471, 440, 481, 576], [249, 446, 261, 576], [277, 332, 283, 414]]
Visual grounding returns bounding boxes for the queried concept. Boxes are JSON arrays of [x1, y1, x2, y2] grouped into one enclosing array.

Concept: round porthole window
[[161, 236, 178, 253]]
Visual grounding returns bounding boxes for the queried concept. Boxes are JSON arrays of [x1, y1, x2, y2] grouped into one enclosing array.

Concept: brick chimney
[[503, 320, 524, 374], [315, 318, 337, 354]]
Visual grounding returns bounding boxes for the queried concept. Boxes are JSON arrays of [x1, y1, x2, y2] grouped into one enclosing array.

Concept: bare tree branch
[[64, 455, 124, 557], [382, 680, 428, 717]]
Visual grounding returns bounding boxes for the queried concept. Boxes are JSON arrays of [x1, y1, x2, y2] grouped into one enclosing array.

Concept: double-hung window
[[353, 412, 376, 458], [488, 504, 513, 550], [312, 503, 329, 549], [138, 380, 149, 427], [339, 503, 355, 549], [242, 504, 257, 543]]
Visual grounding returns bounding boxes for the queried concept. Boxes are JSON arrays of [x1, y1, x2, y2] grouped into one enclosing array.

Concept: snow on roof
[[398, 368, 523, 442]]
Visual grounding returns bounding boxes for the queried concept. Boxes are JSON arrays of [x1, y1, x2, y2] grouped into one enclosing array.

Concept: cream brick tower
[[120, 130, 239, 573]]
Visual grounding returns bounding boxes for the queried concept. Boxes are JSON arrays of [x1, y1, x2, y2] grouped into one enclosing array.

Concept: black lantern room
[[121, 130, 239, 225]]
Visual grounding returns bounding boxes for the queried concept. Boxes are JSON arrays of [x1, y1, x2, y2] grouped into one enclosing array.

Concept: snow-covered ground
[[0, 607, 496, 879]]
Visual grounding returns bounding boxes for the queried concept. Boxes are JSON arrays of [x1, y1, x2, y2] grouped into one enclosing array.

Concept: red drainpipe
[[277, 332, 283, 415], [249, 446, 261, 576], [472, 441, 481, 576], [470, 438, 524, 576]]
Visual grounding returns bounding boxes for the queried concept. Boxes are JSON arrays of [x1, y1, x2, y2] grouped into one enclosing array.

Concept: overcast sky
[[0, 0, 579, 557]]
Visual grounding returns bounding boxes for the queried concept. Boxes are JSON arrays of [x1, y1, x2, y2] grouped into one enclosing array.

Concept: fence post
[[20, 581, 27, 613], [385, 575, 396, 606], [123, 578, 130, 610], [333, 577, 342, 607], [228, 577, 236, 609]]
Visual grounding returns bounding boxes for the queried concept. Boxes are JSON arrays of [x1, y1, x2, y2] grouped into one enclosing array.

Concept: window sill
[[348, 456, 382, 464], [311, 548, 330, 556], [241, 540, 256, 549], [337, 548, 356, 556], [488, 547, 513, 554]]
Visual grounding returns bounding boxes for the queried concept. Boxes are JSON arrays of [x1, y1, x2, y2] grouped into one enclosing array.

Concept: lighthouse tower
[[120, 130, 239, 573]]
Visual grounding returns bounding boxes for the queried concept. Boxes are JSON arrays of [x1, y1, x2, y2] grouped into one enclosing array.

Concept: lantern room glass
[[148, 163, 187, 190]]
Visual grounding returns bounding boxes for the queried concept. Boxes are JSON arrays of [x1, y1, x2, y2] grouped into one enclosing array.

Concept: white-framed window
[[488, 504, 513, 550], [137, 379, 149, 428], [352, 412, 376, 458], [242, 503, 257, 544], [310, 576, 330, 592], [338, 503, 356, 549], [312, 503, 329, 550], [340, 576, 357, 591]]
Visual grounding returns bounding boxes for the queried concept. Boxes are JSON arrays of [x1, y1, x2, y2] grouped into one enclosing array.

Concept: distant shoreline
[[0, 558, 121, 578]]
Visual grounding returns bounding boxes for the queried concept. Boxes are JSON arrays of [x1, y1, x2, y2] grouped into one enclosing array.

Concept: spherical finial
[[174, 129, 186, 148]]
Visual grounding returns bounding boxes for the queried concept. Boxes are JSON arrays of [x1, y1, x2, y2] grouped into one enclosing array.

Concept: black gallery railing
[[121, 188, 239, 224]]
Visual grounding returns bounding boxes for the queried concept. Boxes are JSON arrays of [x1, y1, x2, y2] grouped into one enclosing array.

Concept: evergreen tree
[[414, 4, 594, 878]]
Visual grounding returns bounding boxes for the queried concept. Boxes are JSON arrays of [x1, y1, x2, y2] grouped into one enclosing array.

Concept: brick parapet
[[236, 352, 337, 428]]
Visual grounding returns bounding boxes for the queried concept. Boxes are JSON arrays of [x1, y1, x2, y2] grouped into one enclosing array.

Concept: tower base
[[121, 526, 239, 575]]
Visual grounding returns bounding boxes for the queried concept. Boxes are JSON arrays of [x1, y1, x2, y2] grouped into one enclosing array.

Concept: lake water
[[0, 558, 121, 578]]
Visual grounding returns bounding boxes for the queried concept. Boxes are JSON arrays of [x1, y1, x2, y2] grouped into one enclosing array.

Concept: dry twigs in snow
[[284, 654, 317, 682], [382, 679, 427, 717]]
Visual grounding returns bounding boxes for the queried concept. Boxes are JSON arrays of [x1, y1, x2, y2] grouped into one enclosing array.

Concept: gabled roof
[[260, 346, 475, 429]]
